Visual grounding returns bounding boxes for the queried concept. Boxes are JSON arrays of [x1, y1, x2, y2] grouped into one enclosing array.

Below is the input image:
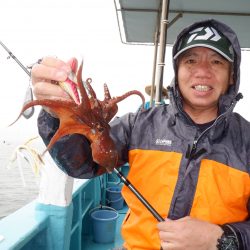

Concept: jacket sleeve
[[37, 109, 138, 178], [227, 201, 250, 249]]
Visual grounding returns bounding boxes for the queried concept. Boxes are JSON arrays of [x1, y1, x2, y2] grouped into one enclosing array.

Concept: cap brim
[[173, 44, 233, 62]]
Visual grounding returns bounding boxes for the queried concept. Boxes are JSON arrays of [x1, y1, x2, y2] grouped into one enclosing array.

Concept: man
[[32, 19, 250, 249]]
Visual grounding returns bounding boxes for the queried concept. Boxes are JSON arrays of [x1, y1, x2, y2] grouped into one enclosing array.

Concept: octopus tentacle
[[43, 123, 91, 156], [85, 78, 97, 99], [82, 78, 109, 125], [75, 62, 102, 128], [12, 61, 145, 172], [84, 78, 103, 117], [100, 90, 145, 122], [103, 83, 112, 100], [109, 90, 145, 107], [9, 99, 76, 126], [77, 62, 92, 112]]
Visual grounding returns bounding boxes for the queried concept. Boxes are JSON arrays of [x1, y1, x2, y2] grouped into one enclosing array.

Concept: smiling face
[[177, 47, 233, 122]]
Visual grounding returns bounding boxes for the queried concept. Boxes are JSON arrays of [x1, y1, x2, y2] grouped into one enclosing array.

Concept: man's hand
[[31, 56, 76, 116], [31, 57, 73, 100], [157, 216, 223, 250]]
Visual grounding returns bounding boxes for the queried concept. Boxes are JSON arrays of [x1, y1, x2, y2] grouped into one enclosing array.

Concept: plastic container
[[106, 186, 124, 210], [90, 206, 119, 243]]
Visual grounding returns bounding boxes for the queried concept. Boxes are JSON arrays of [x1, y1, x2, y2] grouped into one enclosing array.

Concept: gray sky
[[0, 0, 249, 131]]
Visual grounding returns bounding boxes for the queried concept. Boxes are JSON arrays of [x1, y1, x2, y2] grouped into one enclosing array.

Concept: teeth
[[194, 85, 210, 92]]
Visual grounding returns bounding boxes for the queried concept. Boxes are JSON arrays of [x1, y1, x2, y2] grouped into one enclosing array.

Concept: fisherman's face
[[177, 47, 233, 113]]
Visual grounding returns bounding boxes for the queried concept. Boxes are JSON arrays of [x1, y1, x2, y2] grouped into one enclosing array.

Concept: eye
[[178, 53, 197, 66], [186, 58, 196, 64], [212, 59, 223, 65]]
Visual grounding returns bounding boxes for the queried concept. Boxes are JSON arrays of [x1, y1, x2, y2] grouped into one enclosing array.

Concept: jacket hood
[[171, 19, 242, 115]]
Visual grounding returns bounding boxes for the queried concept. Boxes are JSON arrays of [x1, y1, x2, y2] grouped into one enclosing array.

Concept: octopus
[[12, 60, 145, 172]]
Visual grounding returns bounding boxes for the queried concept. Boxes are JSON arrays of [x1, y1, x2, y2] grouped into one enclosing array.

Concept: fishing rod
[[0, 40, 34, 119], [0, 40, 31, 76], [113, 168, 164, 222]]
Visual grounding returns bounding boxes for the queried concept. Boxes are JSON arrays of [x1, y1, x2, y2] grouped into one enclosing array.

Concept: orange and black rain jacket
[[38, 19, 250, 250]]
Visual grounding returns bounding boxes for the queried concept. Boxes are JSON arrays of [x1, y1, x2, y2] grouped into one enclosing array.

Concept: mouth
[[192, 84, 212, 92]]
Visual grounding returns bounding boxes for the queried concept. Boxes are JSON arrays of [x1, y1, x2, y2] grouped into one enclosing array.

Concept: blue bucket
[[90, 208, 119, 243], [106, 186, 124, 210]]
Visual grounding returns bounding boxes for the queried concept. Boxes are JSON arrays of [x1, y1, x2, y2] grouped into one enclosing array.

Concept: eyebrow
[[179, 51, 198, 59]]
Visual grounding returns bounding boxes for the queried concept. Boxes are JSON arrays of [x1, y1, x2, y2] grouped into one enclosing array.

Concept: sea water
[[0, 114, 41, 219]]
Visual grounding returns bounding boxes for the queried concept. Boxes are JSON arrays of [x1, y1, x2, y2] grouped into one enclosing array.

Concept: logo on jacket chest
[[155, 138, 172, 146]]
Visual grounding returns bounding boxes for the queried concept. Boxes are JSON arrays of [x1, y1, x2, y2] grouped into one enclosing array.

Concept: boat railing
[[0, 148, 128, 250]]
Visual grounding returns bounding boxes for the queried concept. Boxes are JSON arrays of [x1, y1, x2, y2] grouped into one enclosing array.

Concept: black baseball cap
[[173, 25, 234, 62]]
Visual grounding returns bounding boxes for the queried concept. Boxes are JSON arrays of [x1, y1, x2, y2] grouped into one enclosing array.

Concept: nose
[[193, 61, 212, 78]]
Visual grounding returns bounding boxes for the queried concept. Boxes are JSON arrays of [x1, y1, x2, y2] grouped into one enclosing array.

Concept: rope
[[7, 136, 44, 186]]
